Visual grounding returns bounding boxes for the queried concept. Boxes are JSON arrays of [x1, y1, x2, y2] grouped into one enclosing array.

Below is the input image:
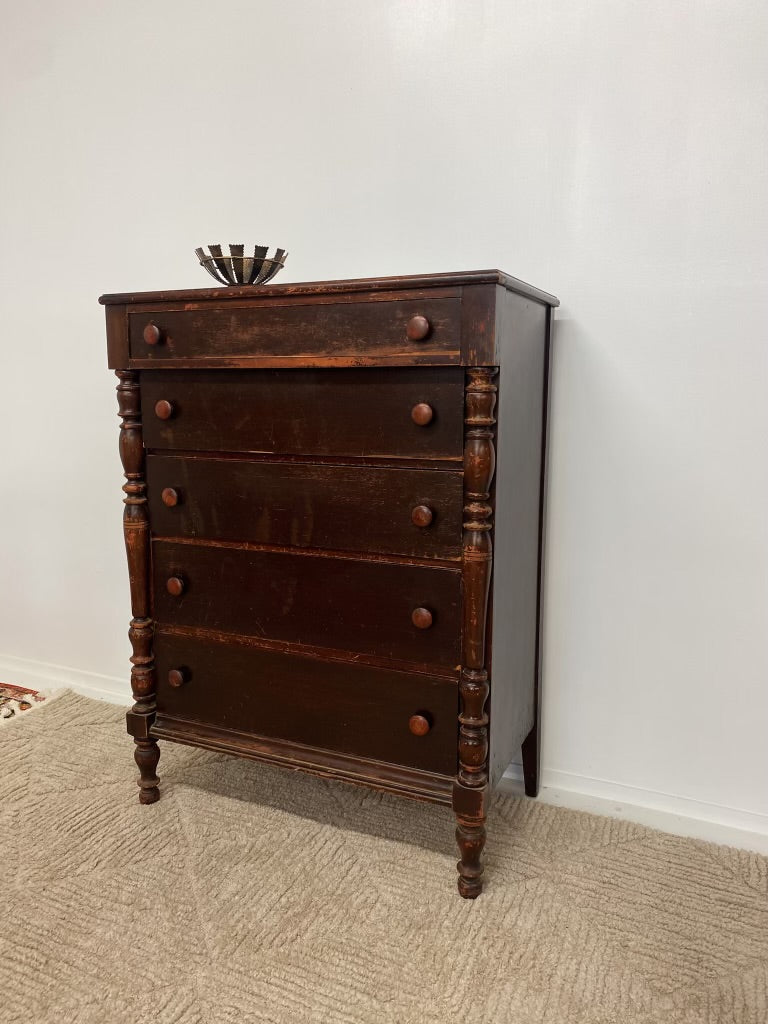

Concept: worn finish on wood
[[140, 368, 464, 459], [152, 541, 462, 671], [154, 632, 458, 775], [146, 455, 463, 560], [116, 370, 159, 804], [104, 269, 557, 898], [129, 297, 460, 364], [100, 268, 560, 309], [459, 283, 497, 367], [102, 274, 558, 371], [105, 303, 130, 368], [150, 714, 454, 805], [453, 367, 497, 897]]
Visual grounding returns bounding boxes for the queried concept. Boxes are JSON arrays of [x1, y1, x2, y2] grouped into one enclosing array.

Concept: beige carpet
[[1, 691, 766, 1024]]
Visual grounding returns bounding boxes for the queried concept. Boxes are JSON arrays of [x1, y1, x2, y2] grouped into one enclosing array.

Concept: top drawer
[[128, 296, 461, 366]]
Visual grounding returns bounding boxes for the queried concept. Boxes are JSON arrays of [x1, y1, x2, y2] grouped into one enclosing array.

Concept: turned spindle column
[[453, 367, 497, 898], [116, 369, 159, 804]]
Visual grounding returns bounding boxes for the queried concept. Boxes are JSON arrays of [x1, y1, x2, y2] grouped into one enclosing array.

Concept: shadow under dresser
[[100, 269, 559, 897]]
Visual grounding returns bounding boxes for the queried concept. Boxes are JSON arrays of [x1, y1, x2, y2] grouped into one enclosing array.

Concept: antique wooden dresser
[[101, 270, 558, 897]]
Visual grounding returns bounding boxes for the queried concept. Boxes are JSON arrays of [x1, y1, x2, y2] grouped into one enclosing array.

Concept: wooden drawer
[[146, 454, 463, 560], [152, 541, 461, 671], [154, 632, 458, 775], [128, 296, 461, 364], [141, 367, 464, 459]]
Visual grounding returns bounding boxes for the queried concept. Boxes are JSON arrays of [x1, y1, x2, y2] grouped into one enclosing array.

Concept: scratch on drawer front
[[280, 578, 298, 615]]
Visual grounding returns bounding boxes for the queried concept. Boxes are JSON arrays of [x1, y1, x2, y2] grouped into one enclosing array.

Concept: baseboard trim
[[502, 764, 768, 854], [0, 653, 126, 706], [3, 651, 766, 853]]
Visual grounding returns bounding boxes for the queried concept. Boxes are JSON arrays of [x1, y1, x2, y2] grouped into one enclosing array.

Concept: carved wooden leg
[[455, 822, 486, 899], [117, 370, 160, 804], [454, 666, 491, 897], [454, 367, 497, 898], [134, 738, 160, 804], [453, 782, 488, 899]]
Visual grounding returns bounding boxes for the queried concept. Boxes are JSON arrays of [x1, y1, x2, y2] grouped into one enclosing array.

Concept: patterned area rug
[[1, 690, 767, 1023], [0, 683, 48, 723]]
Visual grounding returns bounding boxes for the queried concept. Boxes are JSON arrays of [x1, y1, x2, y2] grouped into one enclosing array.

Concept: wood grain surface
[[154, 631, 459, 775], [152, 540, 462, 670], [141, 368, 465, 459], [129, 296, 461, 362], [146, 454, 463, 559]]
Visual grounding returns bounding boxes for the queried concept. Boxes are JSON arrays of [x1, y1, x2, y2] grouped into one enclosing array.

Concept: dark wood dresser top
[[99, 269, 560, 307]]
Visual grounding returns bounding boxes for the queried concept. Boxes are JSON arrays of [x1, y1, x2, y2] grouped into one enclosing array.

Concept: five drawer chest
[[101, 269, 558, 897]]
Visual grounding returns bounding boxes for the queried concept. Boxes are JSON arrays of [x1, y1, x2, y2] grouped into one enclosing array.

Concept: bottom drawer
[[154, 632, 458, 776]]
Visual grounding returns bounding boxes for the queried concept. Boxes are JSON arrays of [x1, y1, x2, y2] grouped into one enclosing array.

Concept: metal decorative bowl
[[195, 244, 288, 286]]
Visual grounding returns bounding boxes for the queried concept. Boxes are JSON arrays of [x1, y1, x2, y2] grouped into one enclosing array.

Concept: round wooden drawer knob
[[154, 399, 175, 421], [161, 487, 180, 507], [406, 315, 431, 341], [411, 607, 433, 630], [168, 668, 188, 688], [411, 403, 434, 426], [411, 504, 434, 528], [409, 714, 432, 737], [166, 576, 185, 597], [143, 323, 162, 346]]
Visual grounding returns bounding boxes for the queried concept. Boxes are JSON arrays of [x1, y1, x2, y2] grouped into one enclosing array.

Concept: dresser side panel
[[106, 304, 129, 368], [488, 295, 548, 787]]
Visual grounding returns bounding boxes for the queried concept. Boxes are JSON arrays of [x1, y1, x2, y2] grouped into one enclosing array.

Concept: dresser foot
[[453, 781, 488, 898], [134, 738, 160, 804], [521, 721, 540, 798], [455, 819, 486, 898]]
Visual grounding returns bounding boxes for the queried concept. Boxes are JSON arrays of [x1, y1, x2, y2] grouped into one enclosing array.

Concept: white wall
[[1, 2, 766, 841]]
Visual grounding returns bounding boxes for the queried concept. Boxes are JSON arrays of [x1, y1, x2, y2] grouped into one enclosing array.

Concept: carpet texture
[[1, 691, 766, 1024]]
